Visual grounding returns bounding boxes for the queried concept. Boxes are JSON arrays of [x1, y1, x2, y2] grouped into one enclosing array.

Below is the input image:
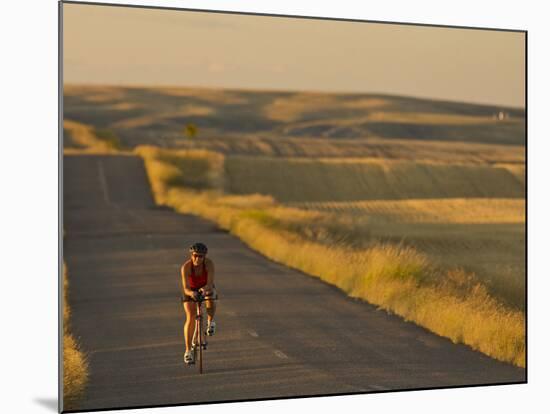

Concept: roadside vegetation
[[93, 128, 123, 150], [63, 261, 89, 408], [135, 146, 525, 367], [63, 119, 123, 153], [292, 198, 526, 310]]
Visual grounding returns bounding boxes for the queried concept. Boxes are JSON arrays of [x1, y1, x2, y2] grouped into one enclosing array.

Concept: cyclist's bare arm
[[181, 263, 196, 298], [204, 259, 215, 294]]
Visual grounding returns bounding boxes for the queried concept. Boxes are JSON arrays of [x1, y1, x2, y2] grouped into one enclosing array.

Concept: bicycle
[[181, 290, 218, 374]]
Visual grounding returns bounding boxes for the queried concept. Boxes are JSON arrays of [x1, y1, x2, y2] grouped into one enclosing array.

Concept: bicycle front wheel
[[197, 314, 203, 374]]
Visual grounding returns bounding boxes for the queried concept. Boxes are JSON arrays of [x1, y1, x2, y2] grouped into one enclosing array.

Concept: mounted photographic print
[[60, 1, 526, 412]]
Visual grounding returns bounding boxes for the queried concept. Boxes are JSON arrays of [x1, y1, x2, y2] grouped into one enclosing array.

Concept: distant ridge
[[64, 85, 526, 147]]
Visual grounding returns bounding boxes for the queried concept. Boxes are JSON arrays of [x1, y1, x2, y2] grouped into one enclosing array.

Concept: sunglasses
[[192, 253, 205, 258]]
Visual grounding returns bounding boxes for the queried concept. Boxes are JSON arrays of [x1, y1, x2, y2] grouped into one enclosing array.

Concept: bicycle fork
[[193, 302, 207, 374]]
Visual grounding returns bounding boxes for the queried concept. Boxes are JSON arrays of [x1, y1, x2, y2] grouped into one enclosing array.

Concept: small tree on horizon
[[183, 123, 198, 139]]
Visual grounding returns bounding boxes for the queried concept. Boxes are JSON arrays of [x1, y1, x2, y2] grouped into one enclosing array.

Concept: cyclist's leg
[[183, 300, 197, 352], [205, 287, 217, 336], [205, 288, 217, 323]]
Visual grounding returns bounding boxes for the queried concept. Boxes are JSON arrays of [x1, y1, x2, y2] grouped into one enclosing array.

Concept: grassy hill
[[64, 85, 525, 150], [224, 156, 525, 202]]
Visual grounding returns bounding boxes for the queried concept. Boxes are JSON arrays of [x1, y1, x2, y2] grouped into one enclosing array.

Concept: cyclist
[[181, 242, 217, 364]]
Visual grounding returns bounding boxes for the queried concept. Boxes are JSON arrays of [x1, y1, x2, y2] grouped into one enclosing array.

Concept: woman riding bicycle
[[181, 242, 217, 364]]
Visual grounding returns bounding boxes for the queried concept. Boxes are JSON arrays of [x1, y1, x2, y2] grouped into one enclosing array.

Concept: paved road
[[63, 154, 525, 412]]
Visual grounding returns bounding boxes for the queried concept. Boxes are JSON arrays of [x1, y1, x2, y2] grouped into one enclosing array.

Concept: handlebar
[[181, 293, 219, 303]]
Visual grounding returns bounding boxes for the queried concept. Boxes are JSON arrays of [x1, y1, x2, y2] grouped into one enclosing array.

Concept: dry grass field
[[223, 156, 524, 202], [64, 119, 123, 153], [66, 85, 526, 367], [64, 84, 525, 151], [289, 198, 525, 310]]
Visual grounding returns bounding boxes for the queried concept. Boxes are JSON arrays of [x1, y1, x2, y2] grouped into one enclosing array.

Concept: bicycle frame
[[183, 292, 218, 374], [192, 297, 206, 374]]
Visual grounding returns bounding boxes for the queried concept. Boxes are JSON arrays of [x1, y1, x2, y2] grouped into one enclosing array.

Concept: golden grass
[[224, 156, 525, 202], [364, 111, 515, 125], [188, 135, 524, 164], [494, 163, 526, 187], [111, 104, 214, 129], [176, 104, 215, 116], [134, 146, 224, 200], [149, 86, 249, 104], [292, 198, 525, 224], [136, 147, 525, 367], [283, 199, 525, 310], [63, 262, 89, 408], [108, 102, 144, 111], [263, 92, 373, 122], [263, 94, 512, 124], [63, 119, 121, 153], [110, 114, 160, 129]]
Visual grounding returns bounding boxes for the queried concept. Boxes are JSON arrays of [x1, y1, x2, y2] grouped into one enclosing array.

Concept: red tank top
[[188, 261, 208, 290]]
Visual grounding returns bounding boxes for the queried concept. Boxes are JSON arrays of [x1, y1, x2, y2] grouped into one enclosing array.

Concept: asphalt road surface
[[63, 154, 525, 412]]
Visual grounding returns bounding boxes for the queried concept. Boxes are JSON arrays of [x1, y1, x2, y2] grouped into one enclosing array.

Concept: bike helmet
[[189, 242, 208, 255]]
